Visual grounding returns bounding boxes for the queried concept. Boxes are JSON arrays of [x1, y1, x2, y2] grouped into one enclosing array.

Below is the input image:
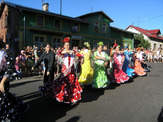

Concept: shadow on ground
[[19, 85, 105, 122], [10, 79, 41, 88], [158, 106, 163, 122], [81, 85, 104, 103]]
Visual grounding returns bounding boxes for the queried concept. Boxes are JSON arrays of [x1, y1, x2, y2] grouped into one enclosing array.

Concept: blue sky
[[5, 0, 163, 34]]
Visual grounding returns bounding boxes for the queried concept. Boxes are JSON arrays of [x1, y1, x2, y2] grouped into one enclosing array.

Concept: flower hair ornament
[[114, 43, 118, 47], [84, 42, 90, 47], [136, 47, 141, 50], [97, 42, 104, 46], [62, 37, 70, 43]]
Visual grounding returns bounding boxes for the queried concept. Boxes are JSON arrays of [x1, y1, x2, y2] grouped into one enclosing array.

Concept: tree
[[134, 34, 151, 49]]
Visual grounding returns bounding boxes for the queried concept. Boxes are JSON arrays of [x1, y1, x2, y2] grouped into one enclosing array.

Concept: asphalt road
[[10, 63, 163, 122]]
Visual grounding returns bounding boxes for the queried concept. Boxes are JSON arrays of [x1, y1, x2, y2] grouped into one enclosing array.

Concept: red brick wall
[[0, 5, 8, 42]]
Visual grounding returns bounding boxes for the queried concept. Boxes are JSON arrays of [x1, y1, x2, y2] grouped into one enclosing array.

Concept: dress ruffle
[[39, 73, 82, 104], [133, 60, 146, 76], [92, 64, 110, 88], [109, 54, 130, 84], [0, 92, 29, 121]]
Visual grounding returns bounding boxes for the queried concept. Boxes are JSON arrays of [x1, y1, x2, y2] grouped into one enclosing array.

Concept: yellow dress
[[78, 49, 94, 85]]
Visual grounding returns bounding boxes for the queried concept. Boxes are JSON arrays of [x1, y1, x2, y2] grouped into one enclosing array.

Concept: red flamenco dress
[[109, 52, 130, 84], [39, 50, 83, 103]]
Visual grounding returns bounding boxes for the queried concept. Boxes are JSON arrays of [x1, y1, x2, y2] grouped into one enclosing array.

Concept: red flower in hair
[[63, 37, 70, 43], [136, 47, 140, 50], [114, 44, 118, 47]]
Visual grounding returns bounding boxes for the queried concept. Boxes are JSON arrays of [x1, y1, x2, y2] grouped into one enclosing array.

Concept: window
[[36, 15, 44, 26], [54, 19, 62, 29], [1, 17, 3, 28], [53, 38, 61, 49], [72, 23, 80, 32], [160, 44, 162, 48], [5, 14, 7, 27], [34, 36, 45, 48], [94, 21, 100, 32], [154, 43, 156, 49], [101, 22, 107, 33]]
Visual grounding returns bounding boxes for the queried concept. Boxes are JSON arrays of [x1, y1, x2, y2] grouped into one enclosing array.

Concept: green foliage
[[134, 34, 151, 49]]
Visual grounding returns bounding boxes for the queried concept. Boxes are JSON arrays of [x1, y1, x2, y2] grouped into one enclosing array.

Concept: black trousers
[[43, 70, 54, 83]]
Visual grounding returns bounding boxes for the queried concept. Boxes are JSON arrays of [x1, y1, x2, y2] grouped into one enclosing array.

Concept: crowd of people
[[0, 37, 163, 121]]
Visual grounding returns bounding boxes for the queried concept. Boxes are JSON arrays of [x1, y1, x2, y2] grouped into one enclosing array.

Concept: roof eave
[[1, 1, 89, 24], [111, 26, 135, 34]]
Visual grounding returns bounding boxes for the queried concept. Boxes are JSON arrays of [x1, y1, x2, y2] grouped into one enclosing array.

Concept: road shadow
[[66, 116, 80, 122], [19, 91, 41, 101], [106, 83, 120, 90], [157, 106, 163, 122], [124, 78, 134, 84], [19, 94, 79, 122], [10, 79, 41, 88], [81, 85, 104, 103]]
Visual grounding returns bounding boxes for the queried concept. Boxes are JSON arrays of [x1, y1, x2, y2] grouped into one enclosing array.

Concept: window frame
[[93, 20, 100, 32], [54, 18, 62, 29], [36, 14, 45, 27], [73, 22, 80, 32], [52, 36, 62, 49], [33, 34, 46, 48], [101, 22, 107, 33]]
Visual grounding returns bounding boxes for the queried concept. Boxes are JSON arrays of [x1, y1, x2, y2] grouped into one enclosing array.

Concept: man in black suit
[[32, 43, 55, 83]]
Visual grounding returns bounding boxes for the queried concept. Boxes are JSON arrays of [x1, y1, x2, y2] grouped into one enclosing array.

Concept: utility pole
[[60, 0, 62, 15], [42, 0, 44, 5]]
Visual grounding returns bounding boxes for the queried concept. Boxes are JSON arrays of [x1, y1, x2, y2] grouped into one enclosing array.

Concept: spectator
[[19, 50, 26, 77]]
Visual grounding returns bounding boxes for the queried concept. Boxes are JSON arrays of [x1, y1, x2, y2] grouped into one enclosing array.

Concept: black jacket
[[33, 51, 55, 72]]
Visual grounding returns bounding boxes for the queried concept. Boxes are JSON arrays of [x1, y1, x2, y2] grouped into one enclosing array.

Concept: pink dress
[[15, 61, 20, 71], [39, 50, 83, 103]]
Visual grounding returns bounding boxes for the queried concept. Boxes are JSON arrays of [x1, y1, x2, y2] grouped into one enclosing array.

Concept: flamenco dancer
[[0, 41, 28, 121], [133, 47, 146, 76], [109, 44, 129, 84], [122, 45, 135, 78], [78, 42, 94, 85], [39, 37, 83, 103], [92, 42, 110, 89]]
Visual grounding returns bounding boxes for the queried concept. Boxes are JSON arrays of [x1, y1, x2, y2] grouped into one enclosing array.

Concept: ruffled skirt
[[39, 73, 82, 104], [0, 92, 29, 121], [109, 63, 129, 84]]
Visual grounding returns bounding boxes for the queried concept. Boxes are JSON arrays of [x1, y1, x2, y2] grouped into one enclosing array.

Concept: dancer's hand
[[47, 71, 50, 76], [69, 50, 74, 54], [81, 58, 84, 64], [0, 83, 5, 93], [31, 67, 34, 71], [102, 57, 106, 61], [104, 62, 108, 66]]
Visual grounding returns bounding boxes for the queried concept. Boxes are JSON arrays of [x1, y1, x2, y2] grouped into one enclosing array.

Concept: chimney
[[42, 3, 49, 11]]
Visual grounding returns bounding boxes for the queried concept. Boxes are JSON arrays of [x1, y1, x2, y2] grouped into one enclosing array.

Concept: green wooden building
[[0, 1, 134, 50]]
